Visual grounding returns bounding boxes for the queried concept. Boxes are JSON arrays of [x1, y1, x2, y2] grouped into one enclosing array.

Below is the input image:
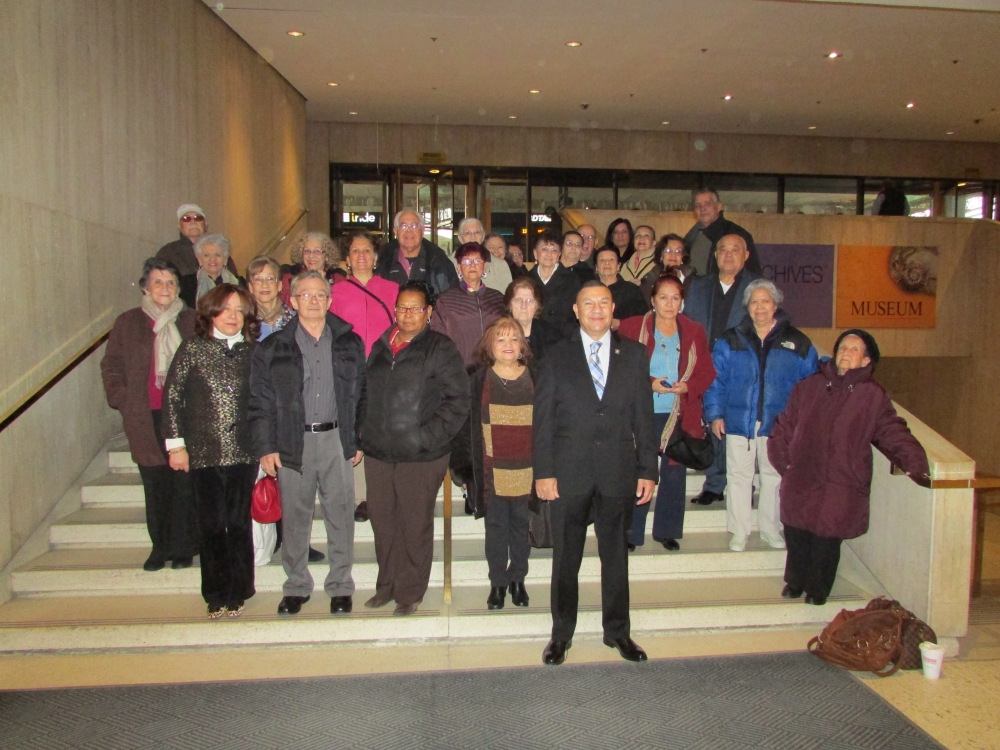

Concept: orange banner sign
[[835, 245, 937, 329]]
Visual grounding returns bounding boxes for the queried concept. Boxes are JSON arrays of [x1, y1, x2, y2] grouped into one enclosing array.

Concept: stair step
[[49, 505, 757, 548], [12, 533, 784, 598], [0, 577, 866, 653]]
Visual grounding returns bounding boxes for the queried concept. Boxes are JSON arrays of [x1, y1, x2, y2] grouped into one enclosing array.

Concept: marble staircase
[[0, 441, 873, 653]]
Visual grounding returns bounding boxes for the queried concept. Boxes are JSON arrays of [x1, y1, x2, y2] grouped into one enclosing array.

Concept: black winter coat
[[359, 327, 470, 463], [450, 363, 540, 519], [248, 313, 366, 472], [375, 238, 459, 298]]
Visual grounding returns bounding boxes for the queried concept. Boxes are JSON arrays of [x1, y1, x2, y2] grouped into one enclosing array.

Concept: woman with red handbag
[[163, 285, 259, 619]]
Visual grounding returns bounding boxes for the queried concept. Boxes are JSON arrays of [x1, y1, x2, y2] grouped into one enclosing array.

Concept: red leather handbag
[[251, 475, 282, 523]]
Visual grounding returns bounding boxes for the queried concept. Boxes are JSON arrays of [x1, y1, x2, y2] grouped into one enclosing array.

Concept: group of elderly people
[[102, 202, 929, 634]]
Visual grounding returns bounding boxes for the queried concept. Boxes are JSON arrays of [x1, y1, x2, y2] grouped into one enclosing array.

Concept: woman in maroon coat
[[767, 329, 929, 605], [619, 274, 716, 550], [101, 258, 198, 571]]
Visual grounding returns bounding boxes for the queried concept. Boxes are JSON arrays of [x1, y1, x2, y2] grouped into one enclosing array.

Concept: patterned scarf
[[141, 294, 184, 388]]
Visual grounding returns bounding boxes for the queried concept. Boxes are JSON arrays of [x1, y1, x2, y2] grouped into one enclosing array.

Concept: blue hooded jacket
[[703, 312, 818, 438]]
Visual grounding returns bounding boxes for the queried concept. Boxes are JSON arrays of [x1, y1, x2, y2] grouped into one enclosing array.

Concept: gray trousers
[[277, 430, 355, 598]]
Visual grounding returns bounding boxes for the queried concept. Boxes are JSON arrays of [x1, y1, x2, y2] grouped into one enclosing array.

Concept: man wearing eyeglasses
[[683, 189, 761, 276], [577, 224, 599, 268], [156, 203, 238, 278], [375, 210, 459, 297], [249, 271, 366, 617], [431, 243, 506, 367]]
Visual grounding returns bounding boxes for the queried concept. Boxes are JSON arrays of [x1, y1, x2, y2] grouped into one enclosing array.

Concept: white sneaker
[[761, 532, 786, 549], [729, 534, 747, 552]]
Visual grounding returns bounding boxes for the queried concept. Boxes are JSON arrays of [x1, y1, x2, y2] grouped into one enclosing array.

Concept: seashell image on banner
[[835, 245, 937, 329]]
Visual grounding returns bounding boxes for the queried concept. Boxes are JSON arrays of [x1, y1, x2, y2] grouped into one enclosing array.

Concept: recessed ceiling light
[[661, 121, 670, 125], [723, 94, 732, 101], [429, 169, 441, 174], [287, 30, 304, 37], [946, 131, 955, 135], [808, 125, 817, 130], [529, 89, 540, 94], [906, 102, 915, 108], [957, 182, 967, 187], [566, 41, 582, 47], [508, 115, 517, 119], [328, 82, 339, 87], [348, 111, 358, 115], [827, 51, 839, 59]]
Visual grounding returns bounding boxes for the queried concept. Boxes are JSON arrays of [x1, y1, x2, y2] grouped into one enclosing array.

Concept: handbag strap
[[350, 277, 395, 325], [659, 340, 698, 452]]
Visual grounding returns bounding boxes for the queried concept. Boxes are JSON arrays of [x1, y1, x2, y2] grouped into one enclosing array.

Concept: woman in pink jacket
[[330, 231, 398, 357]]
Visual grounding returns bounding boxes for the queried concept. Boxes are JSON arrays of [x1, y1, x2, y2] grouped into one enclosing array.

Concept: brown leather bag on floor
[[863, 597, 938, 670]]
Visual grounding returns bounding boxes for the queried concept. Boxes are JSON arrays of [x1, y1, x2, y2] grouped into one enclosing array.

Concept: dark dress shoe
[[330, 596, 353, 614], [627, 543, 636, 552], [603, 636, 648, 662], [364, 592, 393, 609], [543, 639, 572, 665], [394, 602, 418, 616], [781, 585, 804, 599], [487, 587, 506, 610], [308, 547, 325, 563], [277, 595, 310, 615], [660, 539, 680, 551], [142, 557, 165, 572], [354, 501, 369, 522], [509, 582, 529, 607], [691, 490, 723, 505], [171, 556, 193, 569], [805, 594, 827, 606]]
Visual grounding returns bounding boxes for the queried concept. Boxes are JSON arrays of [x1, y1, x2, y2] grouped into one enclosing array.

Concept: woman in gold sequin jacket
[[163, 284, 259, 619]]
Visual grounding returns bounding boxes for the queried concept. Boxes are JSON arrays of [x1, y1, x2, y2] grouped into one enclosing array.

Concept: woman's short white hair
[[457, 217, 484, 235], [742, 278, 783, 308], [194, 233, 231, 260]]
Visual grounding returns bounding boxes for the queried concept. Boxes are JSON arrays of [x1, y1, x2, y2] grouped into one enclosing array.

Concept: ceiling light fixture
[[287, 30, 304, 37], [946, 131, 955, 135], [429, 169, 441, 174], [566, 41, 581, 47], [348, 111, 358, 115], [808, 125, 817, 130], [827, 51, 839, 59], [508, 115, 517, 119], [906, 102, 915, 108], [328, 82, 338, 87], [661, 121, 670, 125], [529, 89, 540, 94], [723, 94, 732, 100], [957, 182, 967, 187]]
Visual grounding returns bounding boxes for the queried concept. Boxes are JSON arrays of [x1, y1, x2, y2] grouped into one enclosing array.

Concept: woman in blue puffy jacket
[[703, 280, 817, 553]]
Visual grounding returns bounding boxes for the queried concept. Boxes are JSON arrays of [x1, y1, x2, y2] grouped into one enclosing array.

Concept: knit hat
[[834, 329, 880, 367], [176, 203, 205, 220]]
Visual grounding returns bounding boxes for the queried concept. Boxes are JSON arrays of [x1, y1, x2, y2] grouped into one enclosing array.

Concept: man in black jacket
[[683, 189, 762, 276], [533, 281, 657, 666], [249, 271, 366, 616], [156, 203, 238, 278], [684, 234, 761, 507], [375, 210, 459, 297]]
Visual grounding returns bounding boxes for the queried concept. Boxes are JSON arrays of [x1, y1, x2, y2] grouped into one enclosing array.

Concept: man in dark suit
[[683, 234, 761, 506], [533, 281, 657, 666]]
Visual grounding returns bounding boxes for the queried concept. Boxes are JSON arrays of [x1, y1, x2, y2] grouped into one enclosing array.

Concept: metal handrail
[[443, 472, 453, 604]]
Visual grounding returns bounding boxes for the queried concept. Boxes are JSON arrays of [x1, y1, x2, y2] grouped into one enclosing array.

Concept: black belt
[[305, 422, 337, 433]]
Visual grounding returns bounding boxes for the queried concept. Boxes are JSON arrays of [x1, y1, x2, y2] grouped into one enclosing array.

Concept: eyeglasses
[[294, 293, 329, 302], [580, 234, 596, 241], [251, 275, 278, 284], [302, 248, 325, 256], [662, 249, 684, 256], [459, 258, 484, 266], [398, 222, 421, 231], [395, 305, 427, 314], [180, 214, 204, 223], [511, 298, 535, 306]]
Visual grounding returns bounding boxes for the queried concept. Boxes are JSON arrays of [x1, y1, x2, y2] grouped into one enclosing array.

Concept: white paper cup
[[919, 641, 945, 679]]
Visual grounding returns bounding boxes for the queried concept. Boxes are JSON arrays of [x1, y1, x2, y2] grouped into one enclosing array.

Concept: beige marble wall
[[0, 0, 306, 578]]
